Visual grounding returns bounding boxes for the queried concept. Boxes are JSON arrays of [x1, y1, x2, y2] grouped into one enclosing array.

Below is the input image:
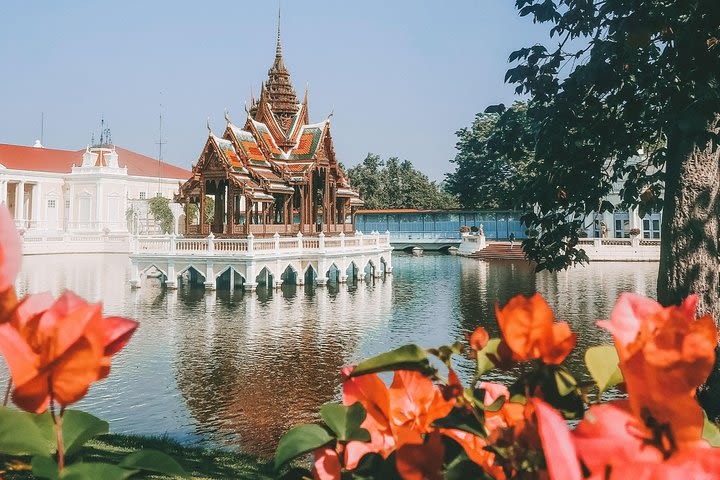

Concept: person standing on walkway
[[509, 232, 516, 249]]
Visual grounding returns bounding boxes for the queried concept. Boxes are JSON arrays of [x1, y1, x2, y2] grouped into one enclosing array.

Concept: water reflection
[[6, 254, 658, 456]]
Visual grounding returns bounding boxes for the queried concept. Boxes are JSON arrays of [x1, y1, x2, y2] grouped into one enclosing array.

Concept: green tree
[[446, 101, 537, 209], [348, 154, 457, 210], [147, 197, 174, 234], [503, 1, 720, 318]]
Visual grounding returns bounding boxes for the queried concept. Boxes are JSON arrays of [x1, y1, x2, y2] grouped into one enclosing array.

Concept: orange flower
[[342, 367, 396, 468], [0, 206, 21, 320], [598, 293, 717, 445], [0, 206, 21, 294], [342, 369, 455, 470], [395, 431, 444, 480], [532, 399, 582, 480], [312, 446, 341, 480], [389, 370, 455, 436], [469, 326, 489, 350], [495, 293, 576, 364], [573, 401, 720, 479], [440, 428, 505, 479], [0, 291, 137, 413]]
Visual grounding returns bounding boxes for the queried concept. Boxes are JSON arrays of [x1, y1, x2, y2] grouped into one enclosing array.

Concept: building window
[[156, 192, 163, 198], [139, 192, 146, 199], [65, 200, 70, 208], [47, 199, 56, 208]]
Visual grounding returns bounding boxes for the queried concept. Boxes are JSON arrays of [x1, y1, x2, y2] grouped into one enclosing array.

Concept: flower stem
[[50, 401, 65, 471], [2, 380, 11, 407]]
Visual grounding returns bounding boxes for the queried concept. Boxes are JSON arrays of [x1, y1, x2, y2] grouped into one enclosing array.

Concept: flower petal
[[395, 431, 444, 480], [599, 293, 662, 353], [103, 316, 139, 356], [496, 293, 554, 361], [532, 399, 582, 480], [0, 206, 21, 292], [540, 322, 576, 364], [312, 447, 341, 480]]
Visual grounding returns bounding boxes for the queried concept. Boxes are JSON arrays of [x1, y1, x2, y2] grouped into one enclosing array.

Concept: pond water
[[6, 253, 658, 456]]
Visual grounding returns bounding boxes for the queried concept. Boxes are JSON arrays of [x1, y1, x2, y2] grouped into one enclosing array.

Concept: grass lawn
[[1, 434, 279, 479]]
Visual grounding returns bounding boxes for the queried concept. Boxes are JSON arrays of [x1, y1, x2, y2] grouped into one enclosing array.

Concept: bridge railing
[[387, 231, 462, 241], [131, 232, 391, 256]]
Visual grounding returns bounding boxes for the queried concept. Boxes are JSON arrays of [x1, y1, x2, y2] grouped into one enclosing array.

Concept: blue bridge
[[355, 209, 527, 251]]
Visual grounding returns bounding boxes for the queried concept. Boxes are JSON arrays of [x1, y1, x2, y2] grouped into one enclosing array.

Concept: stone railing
[[21, 232, 130, 255], [131, 231, 392, 257]]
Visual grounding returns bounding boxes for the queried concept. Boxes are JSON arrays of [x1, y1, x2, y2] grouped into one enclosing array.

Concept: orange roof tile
[[0, 143, 191, 179]]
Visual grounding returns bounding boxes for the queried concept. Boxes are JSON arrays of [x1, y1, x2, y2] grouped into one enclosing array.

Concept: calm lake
[[7, 253, 658, 456]]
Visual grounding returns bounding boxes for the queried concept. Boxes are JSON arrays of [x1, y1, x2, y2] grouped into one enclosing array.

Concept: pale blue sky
[[0, 1, 549, 179]]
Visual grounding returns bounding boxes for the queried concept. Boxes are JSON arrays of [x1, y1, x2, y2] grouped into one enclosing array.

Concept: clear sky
[[0, 1, 549, 180]]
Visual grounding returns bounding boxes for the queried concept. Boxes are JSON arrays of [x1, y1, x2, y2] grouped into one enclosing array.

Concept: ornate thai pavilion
[[177, 26, 363, 237]]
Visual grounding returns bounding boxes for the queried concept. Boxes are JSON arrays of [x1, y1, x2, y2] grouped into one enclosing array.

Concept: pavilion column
[[225, 184, 232, 235], [0, 180, 7, 206], [284, 196, 291, 226], [15, 181, 25, 226], [199, 182, 206, 234], [324, 171, 331, 229], [30, 183, 40, 230], [299, 188, 306, 228], [184, 198, 190, 233]]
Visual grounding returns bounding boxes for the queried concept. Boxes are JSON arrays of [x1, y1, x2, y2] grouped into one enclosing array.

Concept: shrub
[[275, 292, 720, 479], [0, 206, 187, 479]]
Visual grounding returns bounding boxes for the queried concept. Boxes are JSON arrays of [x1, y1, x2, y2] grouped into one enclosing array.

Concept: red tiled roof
[[0, 143, 191, 179]]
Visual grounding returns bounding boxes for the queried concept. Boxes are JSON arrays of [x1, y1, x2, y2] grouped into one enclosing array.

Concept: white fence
[[132, 231, 392, 257], [21, 232, 131, 255]]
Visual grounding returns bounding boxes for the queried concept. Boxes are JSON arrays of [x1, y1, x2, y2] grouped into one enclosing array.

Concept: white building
[[0, 141, 190, 235], [585, 153, 663, 240]]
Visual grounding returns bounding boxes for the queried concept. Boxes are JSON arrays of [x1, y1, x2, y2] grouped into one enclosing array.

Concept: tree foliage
[[187, 197, 215, 226], [446, 101, 538, 209], [501, 0, 720, 313], [147, 197, 174, 234], [347, 154, 458, 210]]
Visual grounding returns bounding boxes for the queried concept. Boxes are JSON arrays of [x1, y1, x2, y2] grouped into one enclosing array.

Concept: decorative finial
[[224, 109, 231, 124], [276, 1, 282, 57], [244, 101, 249, 113], [327, 108, 334, 121], [304, 82, 309, 103], [206, 117, 212, 136]]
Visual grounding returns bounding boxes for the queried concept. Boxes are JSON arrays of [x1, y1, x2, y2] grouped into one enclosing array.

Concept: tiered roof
[[181, 22, 362, 205]]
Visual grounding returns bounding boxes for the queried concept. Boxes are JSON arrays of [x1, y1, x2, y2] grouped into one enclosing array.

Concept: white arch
[[139, 263, 168, 278], [176, 264, 207, 281], [214, 265, 246, 282]]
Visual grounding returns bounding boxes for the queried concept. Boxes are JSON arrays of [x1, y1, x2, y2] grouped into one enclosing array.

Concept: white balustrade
[[131, 233, 392, 258]]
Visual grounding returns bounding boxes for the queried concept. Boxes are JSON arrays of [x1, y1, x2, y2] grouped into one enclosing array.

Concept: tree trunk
[[658, 131, 720, 316], [659, 125, 720, 418]]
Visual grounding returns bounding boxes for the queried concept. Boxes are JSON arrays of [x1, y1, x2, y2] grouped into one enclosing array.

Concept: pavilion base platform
[[129, 231, 393, 291]]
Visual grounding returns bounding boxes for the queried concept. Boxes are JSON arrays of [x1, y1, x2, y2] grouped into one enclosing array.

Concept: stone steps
[[470, 243, 527, 261]]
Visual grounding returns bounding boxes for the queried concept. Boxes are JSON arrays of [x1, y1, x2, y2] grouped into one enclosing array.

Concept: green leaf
[[274, 424, 334, 470], [476, 339, 502, 377], [702, 414, 720, 447], [62, 410, 109, 457], [350, 344, 432, 377], [320, 402, 370, 442], [585, 345, 623, 395], [445, 454, 489, 480], [0, 407, 55, 456], [59, 462, 135, 480], [31, 455, 59, 480], [554, 368, 578, 397], [119, 449, 188, 477], [432, 409, 486, 438]]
